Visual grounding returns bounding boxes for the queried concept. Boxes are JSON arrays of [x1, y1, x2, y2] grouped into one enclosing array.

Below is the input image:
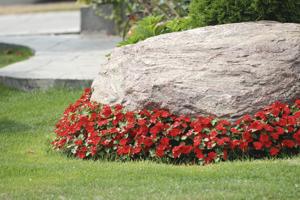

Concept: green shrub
[[165, 16, 194, 32], [119, 0, 300, 46], [118, 16, 166, 46], [119, 16, 193, 46], [189, 0, 300, 27], [253, 0, 300, 23]]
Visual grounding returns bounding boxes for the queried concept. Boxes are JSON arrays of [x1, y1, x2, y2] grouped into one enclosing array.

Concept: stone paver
[[0, 11, 80, 36], [0, 11, 121, 90], [0, 34, 121, 90]]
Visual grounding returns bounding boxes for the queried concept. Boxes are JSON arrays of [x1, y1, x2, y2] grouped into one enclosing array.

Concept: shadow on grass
[[0, 118, 31, 133]]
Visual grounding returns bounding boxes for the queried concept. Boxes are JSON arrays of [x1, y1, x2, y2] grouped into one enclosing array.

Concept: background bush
[[120, 0, 300, 46], [78, 0, 300, 46], [189, 0, 300, 27], [118, 16, 193, 46]]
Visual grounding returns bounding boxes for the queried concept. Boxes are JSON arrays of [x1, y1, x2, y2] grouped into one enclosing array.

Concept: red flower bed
[[52, 88, 300, 165]]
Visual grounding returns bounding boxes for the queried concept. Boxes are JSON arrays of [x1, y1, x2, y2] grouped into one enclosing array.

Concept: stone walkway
[[0, 11, 121, 90], [0, 11, 80, 36]]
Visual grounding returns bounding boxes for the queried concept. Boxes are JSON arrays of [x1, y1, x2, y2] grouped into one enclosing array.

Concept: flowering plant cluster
[[52, 88, 300, 165]]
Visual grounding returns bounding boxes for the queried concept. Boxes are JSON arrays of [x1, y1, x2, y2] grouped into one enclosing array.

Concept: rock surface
[[91, 21, 300, 120]]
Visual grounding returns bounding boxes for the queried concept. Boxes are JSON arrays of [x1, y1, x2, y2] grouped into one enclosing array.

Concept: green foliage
[[189, 0, 300, 27], [118, 16, 166, 46], [118, 16, 193, 46], [165, 16, 193, 32], [253, 0, 300, 23]]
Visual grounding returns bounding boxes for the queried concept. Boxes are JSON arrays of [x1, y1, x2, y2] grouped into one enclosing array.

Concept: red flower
[[132, 146, 142, 155], [115, 112, 124, 121], [207, 151, 217, 160], [139, 109, 151, 117], [287, 116, 296, 126], [253, 142, 263, 150], [76, 146, 87, 159], [216, 123, 226, 132], [172, 144, 192, 158], [264, 124, 274, 132], [192, 123, 203, 133], [294, 111, 300, 119], [160, 110, 170, 118], [193, 136, 202, 147], [295, 99, 300, 107], [259, 134, 269, 143], [168, 128, 181, 137], [117, 145, 130, 155], [102, 105, 112, 117], [54, 138, 67, 148], [114, 104, 123, 112], [283, 106, 291, 115], [90, 146, 97, 156], [282, 140, 296, 148], [210, 130, 218, 138], [250, 121, 264, 131], [150, 126, 160, 135], [52, 88, 300, 166], [255, 111, 267, 120], [194, 148, 204, 159], [156, 146, 165, 157], [172, 146, 181, 158], [239, 141, 248, 151], [201, 117, 212, 125], [181, 145, 193, 154], [101, 139, 111, 146], [271, 108, 280, 117], [119, 138, 128, 146], [216, 137, 230, 146], [271, 132, 279, 140], [137, 119, 146, 126], [277, 117, 288, 127], [264, 141, 272, 148], [269, 147, 280, 156], [293, 130, 300, 144], [242, 114, 252, 122], [231, 139, 240, 149], [137, 125, 148, 136], [276, 127, 285, 135], [75, 139, 83, 146], [160, 137, 170, 146], [150, 122, 164, 135], [243, 131, 252, 141], [230, 128, 239, 134], [84, 88, 91, 94], [143, 137, 153, 147], [150, 113, 160, 123]]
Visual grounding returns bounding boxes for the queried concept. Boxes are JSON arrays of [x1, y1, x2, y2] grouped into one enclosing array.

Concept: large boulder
[[91, 21, 300, 120]]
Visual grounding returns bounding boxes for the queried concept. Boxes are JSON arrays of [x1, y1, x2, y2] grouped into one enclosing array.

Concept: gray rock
[[91, 21, 300, 120]]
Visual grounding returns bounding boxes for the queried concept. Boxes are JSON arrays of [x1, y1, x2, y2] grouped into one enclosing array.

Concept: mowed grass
[[0, 43, 33, 68], [0, 84, 300, 200]]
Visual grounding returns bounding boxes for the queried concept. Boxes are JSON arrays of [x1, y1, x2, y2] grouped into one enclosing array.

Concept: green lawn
[[0, 84, 300, 200], [0, 43, 33, 68]]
